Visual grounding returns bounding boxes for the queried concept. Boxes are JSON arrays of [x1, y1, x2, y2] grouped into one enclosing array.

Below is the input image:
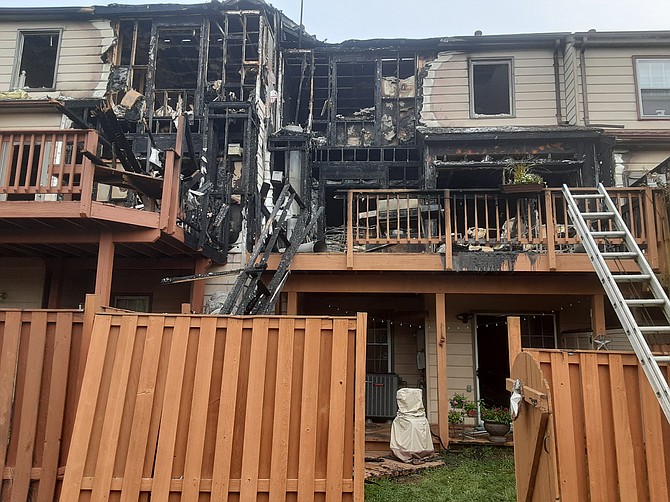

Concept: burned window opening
[[335, 61, 375, 116], [15, 31, 60, 89], [470, 60, 513, 116]]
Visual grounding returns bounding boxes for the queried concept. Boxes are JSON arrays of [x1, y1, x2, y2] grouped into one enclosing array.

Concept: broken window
[[14, 31, 60, 89], [336, 61, 376, 116], [636, 58, 670, 118], [153, 27, 201, 116], [116, 20, 152, 95], [469, 59, 513, 116]]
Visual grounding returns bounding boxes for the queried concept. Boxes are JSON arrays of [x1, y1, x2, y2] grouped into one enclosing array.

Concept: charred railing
[[345, 187, 663, 270]]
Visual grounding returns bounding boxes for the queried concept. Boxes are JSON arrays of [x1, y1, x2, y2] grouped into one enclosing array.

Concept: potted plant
[[448, 410, 464, 438], [501, 158, 545, 194], [463, 400, 478, 418], [480, 401, 511, 443], [449, 393, 468, 409]]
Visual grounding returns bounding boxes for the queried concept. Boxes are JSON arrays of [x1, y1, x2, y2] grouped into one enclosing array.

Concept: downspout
[[553, 38, 564, 125], [579, 35, 591, 126]]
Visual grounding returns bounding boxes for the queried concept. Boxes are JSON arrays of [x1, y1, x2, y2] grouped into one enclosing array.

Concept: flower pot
[[483, 420, 511, 443], [466, 409, 478, 418], [499, 183, 545, 194]]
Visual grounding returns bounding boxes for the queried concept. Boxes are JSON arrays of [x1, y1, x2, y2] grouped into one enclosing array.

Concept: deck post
[[435, 293, 449, 448], [507, 316, 522, 371], [287, 291, 299, 315], [94, 232, 115, 306], [545, 190, 557, 271], [347, 191, 354, 269], [190, 257, 210, 313], [644, 187, 659, 270], [443, 190, 453, 270], [591, 294, 607, 340]]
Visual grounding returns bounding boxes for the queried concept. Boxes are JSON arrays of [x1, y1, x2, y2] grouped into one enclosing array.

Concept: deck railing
[[345, 187, 663, 268], [0, 128, 188, 234], [0, 130, 97, 199]]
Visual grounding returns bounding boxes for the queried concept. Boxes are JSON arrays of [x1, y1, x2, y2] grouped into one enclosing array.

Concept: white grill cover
[[390, 388, 434, 462]]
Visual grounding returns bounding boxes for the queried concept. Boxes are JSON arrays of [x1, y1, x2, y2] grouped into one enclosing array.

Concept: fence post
[[78, 294, 102, 396], [507, 316, 521, 371]]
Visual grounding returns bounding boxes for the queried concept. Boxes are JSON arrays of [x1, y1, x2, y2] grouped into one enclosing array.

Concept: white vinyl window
[[469, 59, 514, 117], [636, 58, 670, 118]]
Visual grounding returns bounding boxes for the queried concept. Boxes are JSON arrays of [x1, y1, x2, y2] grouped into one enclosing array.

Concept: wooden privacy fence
[[62, 313, 367, 502], [0, 309, 86, 502], [519, 348, 670, 501]]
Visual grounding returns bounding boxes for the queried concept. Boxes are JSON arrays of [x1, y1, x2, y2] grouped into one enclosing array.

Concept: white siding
[[422, 49, 562, 127], [0, 19, 113, 98], [0, 257, 45, 308]]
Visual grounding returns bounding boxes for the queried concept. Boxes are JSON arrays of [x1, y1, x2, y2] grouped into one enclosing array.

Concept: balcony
[[0, 128, 193, 234], [277, 187, 667, 274]]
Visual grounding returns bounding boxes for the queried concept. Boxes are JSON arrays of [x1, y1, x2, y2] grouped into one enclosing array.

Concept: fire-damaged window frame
[[468, 57, 515, 118], [12, 29, 62, 90], [634, 56, 670, 119]]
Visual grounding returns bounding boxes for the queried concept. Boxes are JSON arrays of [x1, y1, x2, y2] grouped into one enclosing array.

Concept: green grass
[[365, 447, 516, 502]]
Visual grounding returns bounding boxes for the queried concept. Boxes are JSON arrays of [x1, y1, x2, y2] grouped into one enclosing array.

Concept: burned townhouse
[[1, 1, 670, 438]]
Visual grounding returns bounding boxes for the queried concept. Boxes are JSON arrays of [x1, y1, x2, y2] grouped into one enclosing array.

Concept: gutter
[[0, 7, 94, 20]]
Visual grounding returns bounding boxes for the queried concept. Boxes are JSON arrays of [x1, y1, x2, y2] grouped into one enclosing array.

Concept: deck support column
[[94, 232, 115, 306], [591, 294, 607, 340], [190, 257, 210, 313], [435, 293, 449, 448], [287, 291, 299, 315], [507, 316, 522, 371]]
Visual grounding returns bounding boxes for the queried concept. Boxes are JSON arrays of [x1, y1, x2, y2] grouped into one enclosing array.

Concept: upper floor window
[[14, 31, 60, 90], [469, 59, 514, 117], [635, 58, 670, 118]]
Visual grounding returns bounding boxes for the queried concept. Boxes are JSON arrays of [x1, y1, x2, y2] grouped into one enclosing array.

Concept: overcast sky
[[5, 0, 670, 43]]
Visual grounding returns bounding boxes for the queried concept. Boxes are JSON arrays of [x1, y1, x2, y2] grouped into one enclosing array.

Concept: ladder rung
[[591, 231, 626, 238], [625, 299, 666, 307], [572, 194, 604, 199], [639, 326, 670, 333], [654, 356, 670, 364], [602, 252, 639, 259], [613, 274, 651, 282], [579, 211, 615, 219]]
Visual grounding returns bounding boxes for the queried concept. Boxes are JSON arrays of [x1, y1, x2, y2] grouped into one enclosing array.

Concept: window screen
[[16, 31, 60, 89]]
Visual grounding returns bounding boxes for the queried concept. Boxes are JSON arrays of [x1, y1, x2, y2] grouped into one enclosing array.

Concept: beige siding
[[0, 257, 45, 308], [393, 325, 420, 387], [203, 251, 244, 306], [620, 149, 670, 184], [422, 49, 562, 127], [564, 41, 580, 124], [0, 20, 113, 98], [578, 46, 670, 128], [0, 110, 62, 129]]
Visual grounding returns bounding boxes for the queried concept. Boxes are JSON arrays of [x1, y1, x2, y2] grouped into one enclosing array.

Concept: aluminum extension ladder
[[563, 183, 670, 423]]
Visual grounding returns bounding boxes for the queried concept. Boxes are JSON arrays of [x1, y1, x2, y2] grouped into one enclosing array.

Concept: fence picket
[[11, 312, 48, 502], [36, 312, 73, 502]]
